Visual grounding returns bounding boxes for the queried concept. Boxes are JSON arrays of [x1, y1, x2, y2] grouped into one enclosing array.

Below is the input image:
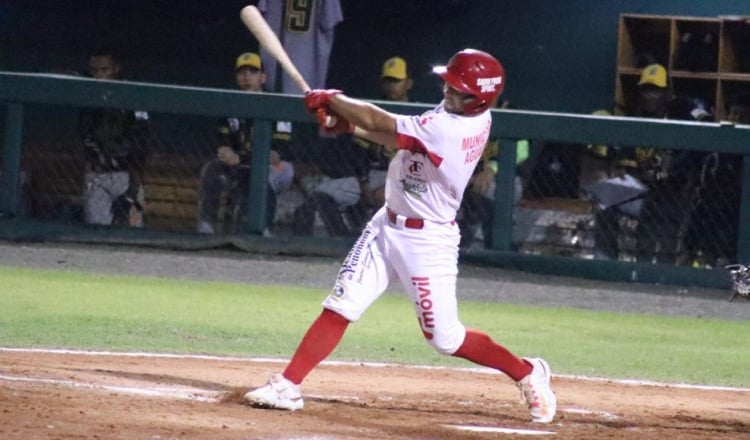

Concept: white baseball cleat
[[517, 357, 557, 423], [243, 373, 304, 411]]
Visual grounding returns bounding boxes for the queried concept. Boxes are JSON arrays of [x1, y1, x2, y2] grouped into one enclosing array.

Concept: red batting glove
[[304, 89, 342, 113], [315, 107, 354, 136]]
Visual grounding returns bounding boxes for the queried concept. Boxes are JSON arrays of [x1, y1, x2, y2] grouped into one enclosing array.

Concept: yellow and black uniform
[[79, 105, 150, 226], [197, 118, 292, 234], [599, 95, 711, 263]]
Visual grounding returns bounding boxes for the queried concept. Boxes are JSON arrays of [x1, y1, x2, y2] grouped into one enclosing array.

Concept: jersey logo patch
[[408, 160, 423, 174]]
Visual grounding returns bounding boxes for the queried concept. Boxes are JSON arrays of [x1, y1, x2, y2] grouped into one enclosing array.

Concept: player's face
[[637, 85, 670, 117], [88, 55, 120, 80], [381, 77, 412, 102], [236, 67, 266, 92], [442, 83, 473, 114]]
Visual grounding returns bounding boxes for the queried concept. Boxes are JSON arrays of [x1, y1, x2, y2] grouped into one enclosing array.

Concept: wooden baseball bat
[[240, 5, 311, 94]]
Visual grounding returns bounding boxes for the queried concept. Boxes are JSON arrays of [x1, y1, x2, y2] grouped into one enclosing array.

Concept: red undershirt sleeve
[[396, 134, 443, 167]]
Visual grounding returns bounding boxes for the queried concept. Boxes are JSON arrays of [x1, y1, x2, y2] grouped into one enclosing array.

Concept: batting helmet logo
[[433, 49, 505, 115]]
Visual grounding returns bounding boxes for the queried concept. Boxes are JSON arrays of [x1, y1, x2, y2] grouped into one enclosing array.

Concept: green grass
[[1, 265, 747, 387]]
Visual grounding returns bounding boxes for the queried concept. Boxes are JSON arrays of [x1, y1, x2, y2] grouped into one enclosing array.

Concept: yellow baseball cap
[[236, 52, 262, 71], [638, 64, 667, 88], [381, 56, 408, 80]]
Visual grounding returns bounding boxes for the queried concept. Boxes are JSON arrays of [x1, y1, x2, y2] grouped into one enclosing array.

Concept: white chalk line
[[442, 424, 556, 435], [0, 372, 221, 402], [1, 346, 748, 394]]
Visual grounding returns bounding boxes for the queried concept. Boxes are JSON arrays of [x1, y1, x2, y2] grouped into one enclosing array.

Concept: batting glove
[[315, 108, 354, 136], [304, 89, 342, 113]]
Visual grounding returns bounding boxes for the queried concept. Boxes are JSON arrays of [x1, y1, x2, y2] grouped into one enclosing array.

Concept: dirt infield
[[1, 242, 748, 438], [1, 349, 748, 439]]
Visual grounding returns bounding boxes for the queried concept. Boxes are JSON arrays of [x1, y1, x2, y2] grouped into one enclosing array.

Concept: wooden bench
[[141, 152, 204, 232], [142, 175, 200, 232], [514, 197, 597, 257]]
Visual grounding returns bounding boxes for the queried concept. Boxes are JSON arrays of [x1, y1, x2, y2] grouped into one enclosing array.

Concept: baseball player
[[244, 49, 557, 423], [80, 46, 150, 227]]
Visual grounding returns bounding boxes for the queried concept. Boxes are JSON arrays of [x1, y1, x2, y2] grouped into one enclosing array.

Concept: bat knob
[[325, 115, 337, 128]]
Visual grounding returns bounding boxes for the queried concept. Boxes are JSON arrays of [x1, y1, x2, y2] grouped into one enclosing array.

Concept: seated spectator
[[197, 52, 294, 235], [379, 56, 413, 102], [592, 64, 711, 262], [292, 135, 369, 237], [681, 92, 749, 267], [79, 46, 150, 227]]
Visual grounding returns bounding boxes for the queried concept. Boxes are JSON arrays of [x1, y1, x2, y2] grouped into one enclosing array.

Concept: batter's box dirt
[[0, 349, 748, 439]]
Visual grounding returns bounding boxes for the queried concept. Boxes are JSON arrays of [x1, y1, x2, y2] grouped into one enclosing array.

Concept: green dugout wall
[[1, 72, 749, 290]]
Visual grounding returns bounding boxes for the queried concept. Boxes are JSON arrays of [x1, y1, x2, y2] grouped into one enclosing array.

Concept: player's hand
[[315, 107, 354, 136], [304, 89, 342, 113]]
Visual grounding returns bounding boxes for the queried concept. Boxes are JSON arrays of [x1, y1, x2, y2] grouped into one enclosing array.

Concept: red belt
[[386, 207, 424, 229]]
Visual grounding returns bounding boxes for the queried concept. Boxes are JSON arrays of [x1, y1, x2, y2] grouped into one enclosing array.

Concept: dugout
[[1, 72, 749, 290]]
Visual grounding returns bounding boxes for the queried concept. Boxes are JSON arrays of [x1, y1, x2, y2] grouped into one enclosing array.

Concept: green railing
[[2, 72, 749, 289]]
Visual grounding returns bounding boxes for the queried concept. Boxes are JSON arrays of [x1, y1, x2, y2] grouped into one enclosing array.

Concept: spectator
[[79, 46, 150, 227], [379, 56, 413, 102], [197, 52, 294, 235], [579, 109, 646, 260], [593, 64, 710, 262], [681, 92, 749, 267], [292, 135, 369, 237]]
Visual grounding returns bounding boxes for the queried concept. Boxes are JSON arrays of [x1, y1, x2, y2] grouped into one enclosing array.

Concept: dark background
[[1, 0, 749, 113]]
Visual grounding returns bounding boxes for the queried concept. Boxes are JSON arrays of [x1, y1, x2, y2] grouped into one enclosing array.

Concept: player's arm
[[351, 127, 396, 149], [329, 94, 396, 133], [305, 90, 398, 149], [330, 94, 398, 148]]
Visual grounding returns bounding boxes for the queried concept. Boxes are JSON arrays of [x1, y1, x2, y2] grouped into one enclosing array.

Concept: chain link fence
[[506, 140, 743, 268], [4, 102, 746, 270]]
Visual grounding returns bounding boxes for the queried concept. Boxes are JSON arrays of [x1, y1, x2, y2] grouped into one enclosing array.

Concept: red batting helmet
[[433, 49, 505, 115]]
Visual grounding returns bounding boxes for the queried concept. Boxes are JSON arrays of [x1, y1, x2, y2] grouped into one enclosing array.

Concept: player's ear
[[405, 78, 413, 91], [259, 71, 267, 85]]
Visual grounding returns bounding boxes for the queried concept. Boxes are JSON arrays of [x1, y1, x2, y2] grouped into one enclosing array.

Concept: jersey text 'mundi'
[[460, 120, 491, 151]]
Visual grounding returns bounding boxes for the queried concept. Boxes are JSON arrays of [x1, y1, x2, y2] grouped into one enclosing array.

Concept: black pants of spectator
[[293, 191, 368, 237], [593, 207, 621, 260], [680, 153, 743, 266], [198, 159, 276, 233], [682, 189, 741, 267], [458, 191, 494, 249], [634, 182, 688, 264]]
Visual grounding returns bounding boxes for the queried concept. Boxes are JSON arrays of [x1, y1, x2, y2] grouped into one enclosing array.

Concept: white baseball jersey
[[386, 103, 492, 222], [323, 103, 493, 355]]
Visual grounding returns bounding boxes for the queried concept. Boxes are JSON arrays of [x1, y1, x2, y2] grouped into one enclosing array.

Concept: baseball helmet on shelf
[[433, 49, 505, 115]]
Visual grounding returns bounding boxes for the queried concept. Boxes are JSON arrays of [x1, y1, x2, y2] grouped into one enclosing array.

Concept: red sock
[[282, 309, 349, 384], [452, 328, 532, 381]]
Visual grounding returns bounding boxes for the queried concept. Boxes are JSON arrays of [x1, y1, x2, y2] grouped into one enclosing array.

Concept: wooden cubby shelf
[[615, 13, 750, 120]]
